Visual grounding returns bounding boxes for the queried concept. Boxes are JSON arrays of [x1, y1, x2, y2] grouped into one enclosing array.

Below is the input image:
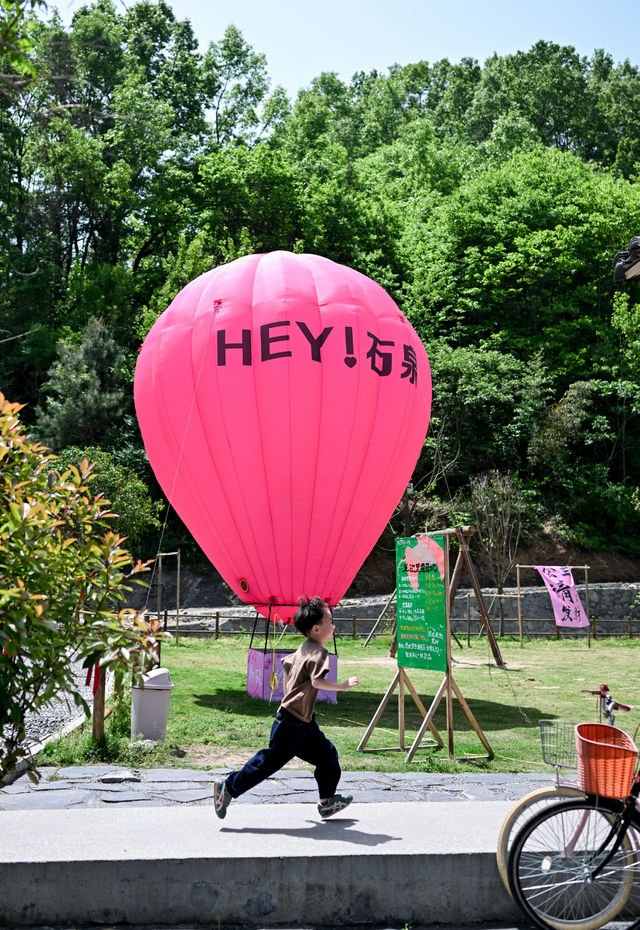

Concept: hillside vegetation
[[3, 0, 640, 571]]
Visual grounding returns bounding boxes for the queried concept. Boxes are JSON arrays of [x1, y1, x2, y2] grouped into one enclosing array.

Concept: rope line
[[143, 311, 215, 612]]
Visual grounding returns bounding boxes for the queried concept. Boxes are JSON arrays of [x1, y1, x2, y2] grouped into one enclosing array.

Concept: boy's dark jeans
[[225, 708, 341, 800]]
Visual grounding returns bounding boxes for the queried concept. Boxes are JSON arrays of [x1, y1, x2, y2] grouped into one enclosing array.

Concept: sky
[[56, 0, 640, 99]]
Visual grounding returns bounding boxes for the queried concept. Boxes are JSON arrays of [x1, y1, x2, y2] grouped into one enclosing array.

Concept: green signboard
[[396, 534, 448, 672]]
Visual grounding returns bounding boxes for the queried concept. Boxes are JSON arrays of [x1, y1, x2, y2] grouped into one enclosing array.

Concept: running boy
[[213, 597, 359, 819]]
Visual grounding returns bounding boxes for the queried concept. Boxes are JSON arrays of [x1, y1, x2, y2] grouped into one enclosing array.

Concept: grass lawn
[[39, 633, 640, 774]]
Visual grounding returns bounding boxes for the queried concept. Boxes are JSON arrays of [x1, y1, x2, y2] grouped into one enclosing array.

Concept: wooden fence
[[153, 608, 640, 642]]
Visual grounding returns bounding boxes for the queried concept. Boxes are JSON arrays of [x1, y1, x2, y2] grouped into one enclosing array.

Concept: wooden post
[[176, 549, 181, 643], [352, 616, 357, 639], [358, 667, 442, 754], [398, 668, 405, 750], [448, 546, 464, 613], [454, 527, 504, 667], [357, 669, 401, 750], [363, 588, 396, 646], [389, 626, 398, 659], [517, 564, 523, 648], [444, 542, 454, 757], [629, 617, 633, 639], [92, 667, 106, 742], [157, 554, 162, 627], [215, 611, 220, 639], [584, 566, 590, 621]]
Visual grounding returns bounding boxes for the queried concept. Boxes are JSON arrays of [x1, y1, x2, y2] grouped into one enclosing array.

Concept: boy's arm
[[311, 675, 359, 691]]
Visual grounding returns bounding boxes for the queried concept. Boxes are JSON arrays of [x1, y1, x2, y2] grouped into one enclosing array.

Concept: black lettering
[[217, 329, 252, 365], [296, 321, 333, 362], [261, 321, 292, 361], [401, 345, 418, 384], [344, 326, 356, 367], [366, 332, 394, 376]]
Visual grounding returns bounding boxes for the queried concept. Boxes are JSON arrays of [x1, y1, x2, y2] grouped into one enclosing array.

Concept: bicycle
[[496, 685, 630, 893], [507, 720, 640, 930]]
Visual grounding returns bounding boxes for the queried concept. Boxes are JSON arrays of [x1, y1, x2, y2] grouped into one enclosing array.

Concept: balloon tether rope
[[143, 310, 216, 612]]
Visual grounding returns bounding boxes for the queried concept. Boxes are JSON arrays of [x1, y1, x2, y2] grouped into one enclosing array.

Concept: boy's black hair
[[293, 596, 329, 636]]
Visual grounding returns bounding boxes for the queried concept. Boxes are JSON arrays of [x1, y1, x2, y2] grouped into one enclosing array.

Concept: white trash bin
[[131, 667, 173, 742]]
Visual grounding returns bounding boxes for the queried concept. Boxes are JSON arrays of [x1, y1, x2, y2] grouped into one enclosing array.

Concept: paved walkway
[[0, 764, 553, 810], [1, 766, 546, 926]]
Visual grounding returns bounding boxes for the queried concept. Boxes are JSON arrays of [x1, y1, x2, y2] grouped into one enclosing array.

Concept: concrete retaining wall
[[0, 803, 521, 927]]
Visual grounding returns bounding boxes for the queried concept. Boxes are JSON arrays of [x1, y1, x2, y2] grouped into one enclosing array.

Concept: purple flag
[[535, 566, 589, 628]]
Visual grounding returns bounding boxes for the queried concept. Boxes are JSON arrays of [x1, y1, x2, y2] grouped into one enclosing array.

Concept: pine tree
[[35, 317, 125, 449]]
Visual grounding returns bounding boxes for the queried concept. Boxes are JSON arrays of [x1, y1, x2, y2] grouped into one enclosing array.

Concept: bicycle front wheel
[[508, 798, 639, 930], [497, 784, 586, 893]]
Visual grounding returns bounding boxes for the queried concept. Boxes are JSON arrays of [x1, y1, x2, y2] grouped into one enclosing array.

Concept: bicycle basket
[[575, 722, 638, 798], [539, 720, 578, 769]]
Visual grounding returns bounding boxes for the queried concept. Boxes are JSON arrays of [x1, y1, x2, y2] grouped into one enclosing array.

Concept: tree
[[55, 446, 162, 554], [470, 470, 524, 620], [35, 316, 125, 449], [0, 393, 161, 780], [402, 146, 640, 388], [0, 0, 45, 95], [462, 42, 594, 152], [203, 24, 271, 146]]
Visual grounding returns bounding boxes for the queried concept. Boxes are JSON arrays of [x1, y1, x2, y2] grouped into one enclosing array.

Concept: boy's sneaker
[[318, 794, 353, 818], [213, 778, 232, 818]]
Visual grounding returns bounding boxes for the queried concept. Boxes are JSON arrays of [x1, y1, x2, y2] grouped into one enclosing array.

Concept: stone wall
[[451, 582, 640, 621]]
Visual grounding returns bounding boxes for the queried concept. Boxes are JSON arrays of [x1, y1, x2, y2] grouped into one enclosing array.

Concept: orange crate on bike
[[575, 722, 638, 798]]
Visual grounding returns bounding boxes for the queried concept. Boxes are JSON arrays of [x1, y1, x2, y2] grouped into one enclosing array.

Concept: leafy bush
[[0, 393, 164, 781], [55, 445, 162, 555]]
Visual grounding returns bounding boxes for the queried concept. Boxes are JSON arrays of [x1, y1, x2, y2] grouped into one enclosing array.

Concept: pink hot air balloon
[[134, 251, 431, 623]]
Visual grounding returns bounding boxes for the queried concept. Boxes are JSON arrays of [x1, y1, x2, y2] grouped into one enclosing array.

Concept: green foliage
[[0, 393, 163, 780], [35, 317, 126, 450], [422, 342, 550, 485], [0, 0, 44, 80], [55, 445, 162, 554], [4, 3, 640, 558]]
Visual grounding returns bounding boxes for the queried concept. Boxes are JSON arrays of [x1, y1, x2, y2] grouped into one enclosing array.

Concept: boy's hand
[[343, 676, 359, 689]]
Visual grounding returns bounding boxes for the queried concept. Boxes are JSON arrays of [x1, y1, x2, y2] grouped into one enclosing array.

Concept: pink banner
[[535, 566, 589, 628]]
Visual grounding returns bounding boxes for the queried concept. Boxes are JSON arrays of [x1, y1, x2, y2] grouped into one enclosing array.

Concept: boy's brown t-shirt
[[279, 638, 330, 722]]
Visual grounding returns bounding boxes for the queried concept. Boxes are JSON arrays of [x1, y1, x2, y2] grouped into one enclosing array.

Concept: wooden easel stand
[[358, 530, 495, 762], [405, 668, 494, 762], [357, 667, 443, 752]]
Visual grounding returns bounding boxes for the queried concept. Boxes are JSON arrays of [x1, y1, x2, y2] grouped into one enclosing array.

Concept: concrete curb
[[0, 801, 521, 927]]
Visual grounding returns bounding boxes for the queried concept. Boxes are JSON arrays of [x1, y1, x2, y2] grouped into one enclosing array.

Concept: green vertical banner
[[396, 535, 448, 672]]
